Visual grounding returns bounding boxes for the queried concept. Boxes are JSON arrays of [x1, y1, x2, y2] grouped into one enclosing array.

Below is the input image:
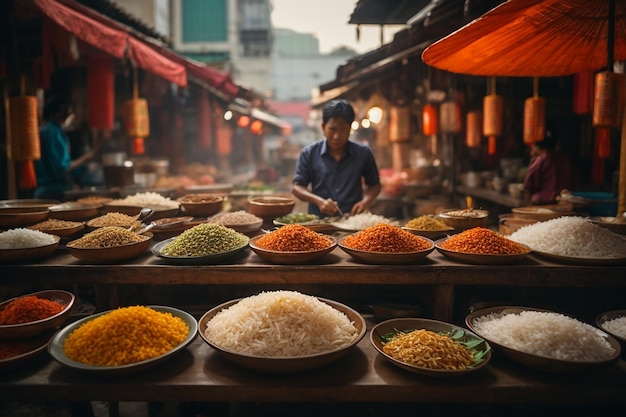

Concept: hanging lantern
[[594, 127, 611, 159], [592, 71, 625, 128], [389, 106, 410, 142], [250, 120, 263, 135], [123, 68, 150, 155], [466, 110, 482, 148], [8, 94, 40, 189], [440, 100, 462, 133], [483, 78, 502, 156], [523, 77, 546, 145], [572, 70, 594, 115], [237, 115, 250, 128], [87, 55, 115, 129], [422, 103, 439, 136]]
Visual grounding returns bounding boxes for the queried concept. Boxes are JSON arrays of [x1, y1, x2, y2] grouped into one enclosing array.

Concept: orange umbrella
[[421, 0, 626, 77]]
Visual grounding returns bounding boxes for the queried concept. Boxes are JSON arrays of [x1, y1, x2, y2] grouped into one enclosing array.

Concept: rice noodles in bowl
[[466, 306, 621, 373], [198, 291, 366, 373]]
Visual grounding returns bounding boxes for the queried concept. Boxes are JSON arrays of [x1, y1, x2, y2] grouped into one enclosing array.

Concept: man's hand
[[319, 198, 341, 216]]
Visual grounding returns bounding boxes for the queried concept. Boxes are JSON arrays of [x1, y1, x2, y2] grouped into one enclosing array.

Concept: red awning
[[34, 0, 187, 87]]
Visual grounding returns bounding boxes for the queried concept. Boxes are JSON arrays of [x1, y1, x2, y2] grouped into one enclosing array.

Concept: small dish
[[437, 209, 489, 230], [103, 203, 179, 220], [401, 226, 455, 240], [198, 297, 366, 373], [66, 234, 152, 263], [0, 290, 75, 340], [589, 216, 626, 235], [0, 235, 61, 264], [177, 194, 224, 217], [248, 235, 337, 264], [370, 318, 491, 377], [28, 221, 85, 238], [48, 306, 197, 375], [596, 310, 626, 358], [338, 236, 434, 264], [152, 236, 249, 265], [511, 205, 575, 221], [466, 306, 621, 374], [435, 238, 531, 265]]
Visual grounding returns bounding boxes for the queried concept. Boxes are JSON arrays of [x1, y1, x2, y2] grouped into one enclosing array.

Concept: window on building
[[182, 0, 228, 43]]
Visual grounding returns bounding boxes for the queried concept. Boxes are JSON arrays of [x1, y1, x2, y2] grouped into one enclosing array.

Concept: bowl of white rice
[[466, 306, 621, 373], [0, 229, 60, 263], [596, 310, 626, 359], [198, 290, 366, 373]]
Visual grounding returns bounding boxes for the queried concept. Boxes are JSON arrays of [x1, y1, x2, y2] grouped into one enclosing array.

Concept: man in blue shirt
[[292, 100, 381, 217], [34, 96, 100, 200]]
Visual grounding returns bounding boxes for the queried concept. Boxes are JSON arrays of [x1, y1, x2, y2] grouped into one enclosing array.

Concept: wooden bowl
[[0, 290, 75, 340], [247, 196, 295, 221], [437, 209, 489, 230], [177, 194, 224, 217], [66, 234, 152, 263], [0, 235, 61, 264], [0, 207, 50, 228], [248, 235, 336, 264]]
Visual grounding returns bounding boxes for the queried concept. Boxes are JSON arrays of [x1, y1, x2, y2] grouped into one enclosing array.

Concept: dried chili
[[440, 227, 528, 255], [255, 224, 332, 251], [342, 223, 432, 253], [0, 295, 65, 325]]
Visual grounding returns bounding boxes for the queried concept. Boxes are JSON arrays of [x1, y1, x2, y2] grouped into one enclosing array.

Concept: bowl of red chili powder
[[0, 290, 75, 340]]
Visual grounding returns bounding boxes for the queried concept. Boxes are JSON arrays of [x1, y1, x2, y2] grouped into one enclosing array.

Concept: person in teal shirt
[[34, 96, 100, 200]]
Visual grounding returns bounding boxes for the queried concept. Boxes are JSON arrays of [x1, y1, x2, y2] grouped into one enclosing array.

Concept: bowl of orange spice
[[249, 224, 336, 264], [338, 223, 435, 264], [435, 227, 530, 265], [0, 290, 75, 340]]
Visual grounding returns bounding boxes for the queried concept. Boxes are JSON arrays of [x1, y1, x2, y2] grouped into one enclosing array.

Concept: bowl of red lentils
[[249, 224, 337, 264], [0, 290, 75, 340], [338, 223, 435, 264], [435, 227, 531, 265]]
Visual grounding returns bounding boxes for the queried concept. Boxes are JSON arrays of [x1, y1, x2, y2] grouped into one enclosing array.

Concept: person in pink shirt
[[523, 128, 575, 205]]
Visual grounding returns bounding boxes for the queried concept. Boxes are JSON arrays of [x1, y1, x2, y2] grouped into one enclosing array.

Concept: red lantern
[[573, 70, 594, 115], [483, 94, 503, 138], [88, 55, 115, 130], [8, 95, 40, 189], [595, 127, 611, 159], [593, 71, 625, 128], [237, 115, 250, 128], [422, 103, 439, 136], [250, 120, 263, 135]]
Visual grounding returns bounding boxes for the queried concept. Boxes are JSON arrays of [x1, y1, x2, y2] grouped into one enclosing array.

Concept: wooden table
[[1, 323, 625, 405], [2, 245, 626, 321], [1, 244, 626, 413]]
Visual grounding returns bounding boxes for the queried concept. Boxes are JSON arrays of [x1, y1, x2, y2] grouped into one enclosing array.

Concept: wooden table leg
[[432, 284, 454, 322]]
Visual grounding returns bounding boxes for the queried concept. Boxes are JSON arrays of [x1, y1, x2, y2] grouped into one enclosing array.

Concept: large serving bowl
[[198, 297, 366, 373], [66, 233, 152, 263], [435, 237, 531, 265], [0, 234, 61, 264], [49, 202, 102, 221], [247, 196, 295, 221], [177, 194, 224, 217], [0, 331, 55, 371], [466, 306, 621, 374], [248, 234, 337, 264], [437, 209, 489, 230], [0, 290, 75, 340], [370, 318, 491, 377], [28, 221, 85, 238], [48, 305, 197, 375]]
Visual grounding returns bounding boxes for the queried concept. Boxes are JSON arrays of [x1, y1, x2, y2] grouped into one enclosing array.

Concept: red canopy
[[34, 0, 187, 87]]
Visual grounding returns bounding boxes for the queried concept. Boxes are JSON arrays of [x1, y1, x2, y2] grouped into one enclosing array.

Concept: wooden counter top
[[1, 322, 625, 404]]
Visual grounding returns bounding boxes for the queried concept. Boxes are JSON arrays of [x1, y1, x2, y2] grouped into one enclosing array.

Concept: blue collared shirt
[[293, 140, 380, 216]]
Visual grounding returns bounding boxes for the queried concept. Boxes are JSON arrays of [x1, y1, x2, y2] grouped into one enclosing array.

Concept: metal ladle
[[128, 207, 154, 231]]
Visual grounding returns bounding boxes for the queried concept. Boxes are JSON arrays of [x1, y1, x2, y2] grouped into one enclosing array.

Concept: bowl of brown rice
[[466, 306, 621, 373], [198, 291, 366, 373], [66, 226, 152, 263]]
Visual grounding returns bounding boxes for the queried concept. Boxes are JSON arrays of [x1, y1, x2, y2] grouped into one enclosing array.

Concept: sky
[[271, 0, 404, 54]]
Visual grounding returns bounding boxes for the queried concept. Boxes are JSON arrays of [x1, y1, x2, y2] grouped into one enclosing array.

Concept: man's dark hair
[[322, 99, 355, 125], [42, 95, 71, 121]]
